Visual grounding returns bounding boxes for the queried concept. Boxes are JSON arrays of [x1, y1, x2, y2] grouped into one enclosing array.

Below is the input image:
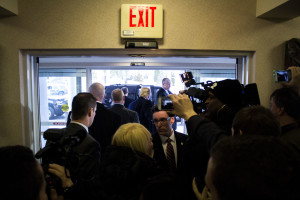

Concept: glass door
[[39, 68, 86, 147]]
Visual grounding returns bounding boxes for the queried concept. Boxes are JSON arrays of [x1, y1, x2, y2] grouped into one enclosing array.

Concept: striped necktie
[[166, 138, 176, 172]]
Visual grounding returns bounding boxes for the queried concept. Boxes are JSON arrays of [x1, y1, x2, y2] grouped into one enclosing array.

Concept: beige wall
[[0, 0, 299, 146]]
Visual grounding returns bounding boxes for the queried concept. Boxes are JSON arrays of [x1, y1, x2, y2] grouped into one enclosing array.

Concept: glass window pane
[[39, 68, 86, 147]]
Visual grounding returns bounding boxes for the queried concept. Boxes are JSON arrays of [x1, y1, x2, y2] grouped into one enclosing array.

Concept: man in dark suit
[[109, 88, 140, 125], [66, 83, 121, 156], [56, 93, 101, 199], [122, 87, 135, 108], [152, 106, 187, 174], [88, 83, 121, 156], [155, 78, 172, 105]]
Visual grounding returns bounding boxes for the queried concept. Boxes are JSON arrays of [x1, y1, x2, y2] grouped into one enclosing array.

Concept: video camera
[[35, 128, 86, 194], [158, 72, 213, 113], [180, 72, 215, 113], [158, 72, 260, 113]]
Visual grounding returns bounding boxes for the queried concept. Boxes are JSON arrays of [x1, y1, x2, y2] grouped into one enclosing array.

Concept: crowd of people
[[1, 67, 300, 200]]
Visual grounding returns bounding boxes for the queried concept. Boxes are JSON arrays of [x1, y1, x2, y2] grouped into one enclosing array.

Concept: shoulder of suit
[[152, 133, 162, 145], [96, 103, 107, 110], [158, 88, 164, 92], [174, 131, 188, 138]]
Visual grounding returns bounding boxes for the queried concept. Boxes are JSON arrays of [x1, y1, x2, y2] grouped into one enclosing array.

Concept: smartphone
[[273, 70, 292, 83], [158, 96, 173, 111]]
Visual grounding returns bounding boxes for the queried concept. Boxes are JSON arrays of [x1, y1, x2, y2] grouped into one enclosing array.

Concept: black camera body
[[158, 73, 212, 113], [35, 128, 86, 194], [158, 72, 260, 113]]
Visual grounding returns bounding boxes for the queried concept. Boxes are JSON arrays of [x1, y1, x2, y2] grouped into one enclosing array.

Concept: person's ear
[[88, 108, 93, 117], [278, 107, 285, 116], [170, 116, 175, 125]]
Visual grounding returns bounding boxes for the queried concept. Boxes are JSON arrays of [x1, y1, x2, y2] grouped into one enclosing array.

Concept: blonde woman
[[112, 122, 154, 157], [98, 123, 157, 200], [128, 87, 154, 132]]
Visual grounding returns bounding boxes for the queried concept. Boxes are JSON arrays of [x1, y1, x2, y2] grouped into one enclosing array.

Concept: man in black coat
[[128, 87, 153, 132], [109, 88, 140, 125], [151, 106, 187, 174], [155, 78, 172, 105], [50, 92, 102, 200], [201, 79, 244, 134], [88, 83, 121, 156], [121, 87, 135, 108], [67, 83, 121, 156]]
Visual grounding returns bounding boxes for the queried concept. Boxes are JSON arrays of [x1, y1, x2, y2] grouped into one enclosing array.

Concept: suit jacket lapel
[[153, 133, 168, 163], [174, 131, 185, 161]]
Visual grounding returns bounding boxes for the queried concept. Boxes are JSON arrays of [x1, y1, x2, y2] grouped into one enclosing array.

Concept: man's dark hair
[[121, 87, 129, 95], [209, 136, 300, 200], [0, 145, 44, 200], [152, 105, 174, 117], [111, 88, 123, 102], [72, 92, 97, 120], [232, 105, 281, 136], [270, 88, 300, 120]]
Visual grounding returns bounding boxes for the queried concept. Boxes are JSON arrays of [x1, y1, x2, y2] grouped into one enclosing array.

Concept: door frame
[[20, 48, 254, 152]]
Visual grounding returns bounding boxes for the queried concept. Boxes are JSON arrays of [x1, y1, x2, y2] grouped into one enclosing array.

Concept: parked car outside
[[48, 98, 68, 119], [48, 85, 68, 96]]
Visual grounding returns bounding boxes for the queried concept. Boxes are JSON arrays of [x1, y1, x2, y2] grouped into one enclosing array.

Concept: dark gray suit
[[152, 131, 188, 173], [109, 104, 140, 125]]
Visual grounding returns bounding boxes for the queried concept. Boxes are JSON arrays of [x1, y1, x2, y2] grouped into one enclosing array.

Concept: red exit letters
[[129, 6, 157, 27]]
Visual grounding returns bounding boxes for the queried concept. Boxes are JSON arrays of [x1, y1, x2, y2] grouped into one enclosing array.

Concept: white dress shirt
[[159, 130, 178, 166]]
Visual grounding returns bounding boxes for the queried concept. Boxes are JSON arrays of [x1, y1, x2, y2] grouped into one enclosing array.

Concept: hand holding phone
[[281, 67, 300, 95], [157, 96, 173, 111], [273, 70, 292, 82]]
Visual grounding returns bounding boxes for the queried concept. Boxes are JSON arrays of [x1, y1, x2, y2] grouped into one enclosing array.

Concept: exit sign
[[121, 4, 163, 38]]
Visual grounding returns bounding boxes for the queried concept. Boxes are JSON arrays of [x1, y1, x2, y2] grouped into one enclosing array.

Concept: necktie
[[166, 138, 176, 172]]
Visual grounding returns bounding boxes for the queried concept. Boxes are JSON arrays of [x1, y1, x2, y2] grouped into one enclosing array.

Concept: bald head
[[89, 82, 105, 102]]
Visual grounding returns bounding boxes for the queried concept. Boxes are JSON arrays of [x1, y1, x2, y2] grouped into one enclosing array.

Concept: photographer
[[201, 79, 244, 134], [169, 93, 226, 192], [169, 92, 281, 196], [38, 93, 101, 200]]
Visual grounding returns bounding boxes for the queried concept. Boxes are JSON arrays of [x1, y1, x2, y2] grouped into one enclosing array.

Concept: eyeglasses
[[152, 117, 171, 124]]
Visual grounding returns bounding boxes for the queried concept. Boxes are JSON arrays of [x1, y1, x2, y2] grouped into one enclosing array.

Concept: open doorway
[[20, 49, 250, 151], [37, 54, 240, 147]]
